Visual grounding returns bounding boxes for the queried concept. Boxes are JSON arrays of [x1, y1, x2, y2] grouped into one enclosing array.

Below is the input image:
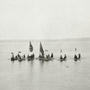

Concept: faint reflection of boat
[[38, 42, 54, 61]]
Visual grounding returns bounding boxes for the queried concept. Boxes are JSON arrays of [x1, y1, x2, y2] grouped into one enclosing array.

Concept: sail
[[29, 42, 33, 52], [40, 42, 44, 55]]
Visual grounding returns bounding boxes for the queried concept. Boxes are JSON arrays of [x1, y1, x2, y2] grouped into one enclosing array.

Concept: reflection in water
[[29, 60, 34, 68], [0, 40, 90, 90]]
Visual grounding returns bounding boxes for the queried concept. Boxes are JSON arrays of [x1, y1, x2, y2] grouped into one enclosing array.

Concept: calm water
[[0, 40, 90, 90]]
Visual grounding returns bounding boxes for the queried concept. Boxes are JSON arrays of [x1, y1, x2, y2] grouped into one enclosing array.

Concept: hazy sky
[[0, 0, 90, 40]]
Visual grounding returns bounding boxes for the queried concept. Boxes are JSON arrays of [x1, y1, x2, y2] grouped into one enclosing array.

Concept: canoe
[[60, 58, 66, 62], [39, 57, 53, 61], [27, 57, 34, 61]]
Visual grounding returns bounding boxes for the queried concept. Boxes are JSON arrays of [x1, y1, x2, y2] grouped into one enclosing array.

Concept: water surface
[[0, 40, 90, 90]]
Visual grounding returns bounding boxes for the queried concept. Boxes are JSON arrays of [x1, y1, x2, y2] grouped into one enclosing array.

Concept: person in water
[[75, 48, 77, 51], [74, 54, 78, 60], [11, 52, 15, 60], [22, 54, 26, 59], [17, 51, 21, 59], [78, 53, 81, 59], [60, 55, 63, 60], [64, 54, 67, 60], [51, 53, 53, 58]]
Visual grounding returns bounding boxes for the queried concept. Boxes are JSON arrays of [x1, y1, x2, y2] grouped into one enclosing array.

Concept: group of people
[[45, 53, 54, 58], [39, 53, 54, 59], [11, 48, 81, 62], [60, 54, 67, 61], [11, 51, 35, 61], [27, 53, 35, 60], [59, 48, 81, 61], [74, 53, 81, 61], [11, 51, 26, 61]]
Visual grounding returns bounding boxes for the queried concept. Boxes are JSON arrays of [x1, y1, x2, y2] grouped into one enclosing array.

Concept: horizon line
[[0, 37, 90, 41]]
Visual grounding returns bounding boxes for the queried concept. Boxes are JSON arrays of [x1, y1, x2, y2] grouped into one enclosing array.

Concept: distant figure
[[64, 54, 67, 60], [78, 53, 81, 59], [15, 55, 18, 60], [60, 55, 63, 60], [23, 54, 26, 59], [17, 52, 21, 59], [11, 52, 14, 57], [51, 53, 53, 58], [60, 50, 62, 53], [11, 52, 15, 61], [74, 54, 78, 61], [75, 48, 77, 51], [47, 54, 50, 58], [32, 53, 35, 59]]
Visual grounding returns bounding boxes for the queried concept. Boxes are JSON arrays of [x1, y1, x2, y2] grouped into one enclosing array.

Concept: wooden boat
[[11, 55, 26, 61], [27, 54, 34, 61], [38, 42, 53, 61], [18, 58, 26, 62], [39, 56, 54, 61]]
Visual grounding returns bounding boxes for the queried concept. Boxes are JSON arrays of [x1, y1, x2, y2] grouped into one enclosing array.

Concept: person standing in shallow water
[[75, 48, 77, 51], [51, 53, 53, 58], [64, 54, 67, 60], [11, 52, 15, 61], [78, 53, 81, 59]]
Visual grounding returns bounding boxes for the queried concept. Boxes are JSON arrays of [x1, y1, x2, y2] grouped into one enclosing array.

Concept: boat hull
[[39, 57, 53, 61]]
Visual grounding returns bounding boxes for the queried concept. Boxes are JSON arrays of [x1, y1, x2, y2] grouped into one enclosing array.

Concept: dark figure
[[22, 54, 26, 59], [64, 54, 67, 60], [23, 54, 26, 58], [15, 55, 18, 60], [51, 53, 53, 58], [60, 55, 63, 60], [32, 53, 35, 58], [75, 48, 77, 51], [11, 52, 15, 61], [47, 54, 50, 58], [17, 53, 21, 59], [78, 53, 81, 59], [46, 55, 48, 58], [74, 54, 78, 61], [60, 50, 62, 53]]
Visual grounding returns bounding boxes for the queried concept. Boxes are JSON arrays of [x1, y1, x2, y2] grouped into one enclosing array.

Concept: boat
[[39, 42, 53, 61], [60, 54, 67, 62], [11, 53, 26, 61], [74, 54, 81, 61], [27, 41, 35, 61]]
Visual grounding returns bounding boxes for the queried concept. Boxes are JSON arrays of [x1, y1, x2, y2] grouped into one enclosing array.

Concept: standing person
[[17, 51, 21, 59], [51, 53, 53, 58], [11, 52, 15, 61], [60, 49, 63, 59], [64, 54, 67, 60], [75, 48, 77, 51], [74, 54, 78, 61], [60, 49, 62, 53], [78, 53, 81, 59]]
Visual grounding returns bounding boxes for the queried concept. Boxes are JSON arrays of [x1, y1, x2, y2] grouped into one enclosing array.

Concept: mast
[[29, 41, 33, 52], [40, 42, 44, 56]]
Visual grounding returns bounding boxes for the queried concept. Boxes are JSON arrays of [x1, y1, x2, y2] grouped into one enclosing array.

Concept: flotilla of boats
[[11, 41, 81, 62]]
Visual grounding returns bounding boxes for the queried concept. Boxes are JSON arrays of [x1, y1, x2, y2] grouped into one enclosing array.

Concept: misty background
[[0, 0, 90, 40]]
